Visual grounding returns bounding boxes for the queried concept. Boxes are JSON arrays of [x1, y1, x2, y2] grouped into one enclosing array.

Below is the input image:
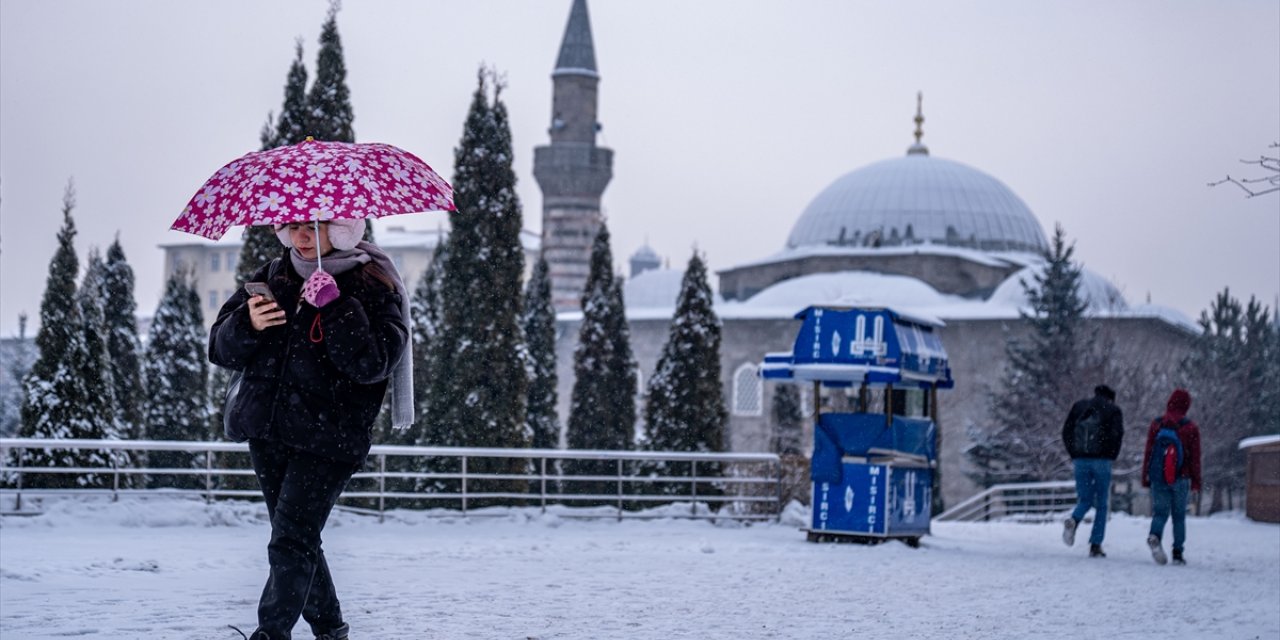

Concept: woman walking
[[211, 218, 410, 640]]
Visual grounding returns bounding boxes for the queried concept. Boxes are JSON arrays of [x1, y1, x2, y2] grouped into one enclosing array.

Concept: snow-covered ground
[[1, 496, 1277, 639]]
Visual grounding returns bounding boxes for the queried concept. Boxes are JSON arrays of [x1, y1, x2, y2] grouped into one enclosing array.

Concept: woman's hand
[[248, 296, 286, 331]]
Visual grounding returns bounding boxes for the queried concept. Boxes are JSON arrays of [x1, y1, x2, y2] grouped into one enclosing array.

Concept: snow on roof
[[1125, 303, 1200, 333], [719, 242, 1031, 272], [614, 266, 1190, 336], [716, 271, 973, 322], [623, 269, 687, 309], [1239, 434, 1280, 450], [786, 154, 1049, 254], [988, 263, 1130, 313]]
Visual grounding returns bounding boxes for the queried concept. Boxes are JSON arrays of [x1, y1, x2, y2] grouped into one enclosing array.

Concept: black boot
[[1172, 548, 1186, 565], [1089, 543, 1106, 558], [316, 622, 350, 640]]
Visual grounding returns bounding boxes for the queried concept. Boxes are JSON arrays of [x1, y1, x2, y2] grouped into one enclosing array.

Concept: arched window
[[732, 363, 763, 416]]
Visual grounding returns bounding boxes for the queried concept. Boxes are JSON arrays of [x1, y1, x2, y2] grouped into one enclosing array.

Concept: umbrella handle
[[314, 219, 323, 273]]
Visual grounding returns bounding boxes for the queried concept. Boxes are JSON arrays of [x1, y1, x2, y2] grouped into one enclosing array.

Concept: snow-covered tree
[[237, 37, 314, 288], [422, 71, 528, 499], [0, 314, 34, 438], [14, 184, 116, 488], [263, 38, 311, 151], [402, 235, 449, 447], [307, 3, 355, 143], [1183, 289, 1280, 512], [566, 223, 637, 499], [641, 252, 726, 497], [142, 270, 209, 489], [103, 237, 144, 440], [967, 224, 1096, 485], [76, 249, 131, 470], [522, 254, 559, 451]]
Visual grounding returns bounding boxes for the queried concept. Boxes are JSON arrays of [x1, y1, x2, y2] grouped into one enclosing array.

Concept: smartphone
[[244, 282, 275, 302]]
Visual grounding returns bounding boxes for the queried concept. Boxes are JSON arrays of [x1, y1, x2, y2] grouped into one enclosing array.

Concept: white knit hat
[[274, 218, 366, 251]]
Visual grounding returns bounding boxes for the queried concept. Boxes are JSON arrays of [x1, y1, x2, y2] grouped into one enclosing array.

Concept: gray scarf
[[290, 242, 415, 430]]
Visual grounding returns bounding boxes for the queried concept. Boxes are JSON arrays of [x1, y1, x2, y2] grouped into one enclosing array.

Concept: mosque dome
[[786, 154, 1049, 254], [786, 96, 1048, 254]]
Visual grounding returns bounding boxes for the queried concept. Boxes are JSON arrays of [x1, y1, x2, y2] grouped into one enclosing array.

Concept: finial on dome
[[908, 91, 929, 156]]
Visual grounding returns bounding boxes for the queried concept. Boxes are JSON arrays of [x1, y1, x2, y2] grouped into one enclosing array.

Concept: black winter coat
[[209, 256, 408, 464], [1062, 394, 1125, 460]]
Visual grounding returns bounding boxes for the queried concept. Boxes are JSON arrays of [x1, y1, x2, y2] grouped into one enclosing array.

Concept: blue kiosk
[[761, 306, 953, 546]]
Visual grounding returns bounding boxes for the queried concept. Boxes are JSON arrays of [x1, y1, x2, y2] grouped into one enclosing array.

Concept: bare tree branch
[[1208, 142, 1280, 198]]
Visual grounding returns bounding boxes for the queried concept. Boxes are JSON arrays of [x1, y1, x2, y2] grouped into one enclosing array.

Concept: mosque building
[[541, 0, 1197, 506]]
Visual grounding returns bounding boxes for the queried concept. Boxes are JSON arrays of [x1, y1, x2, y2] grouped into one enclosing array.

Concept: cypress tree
[[771, 384, 805, 456], [0, 314, 33, 438], [274, 38, 311, 148], [522, 254, 559, 451], [236, 38, 312, 287], [74, 249, 128, 470], [143, 270, 209, 489], [15, 185, 116, 488], [641, 252, 726, 498], [21, 182, 80, 429], [408, 235, 449, 444], [967, 224, 1092, 485], [770, 382, 810, 508], [103, 237, 144, 440], [566, 223, 637, 500], [422, 71, 528, 500], [307, 3, 355, 143]]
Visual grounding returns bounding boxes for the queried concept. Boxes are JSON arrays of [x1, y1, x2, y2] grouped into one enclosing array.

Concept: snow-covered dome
[[988, 264, 1129, 312], [743, 271, 964, 311], [786, 154, 1049, 254]]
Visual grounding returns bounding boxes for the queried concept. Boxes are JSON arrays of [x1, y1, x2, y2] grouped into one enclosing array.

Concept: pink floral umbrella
[[171, 138, 454, 241]]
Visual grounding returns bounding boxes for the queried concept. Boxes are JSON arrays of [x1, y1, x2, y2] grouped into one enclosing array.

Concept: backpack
[[1149, 419, 1187, 486], [1073, 407, 1103, 455]]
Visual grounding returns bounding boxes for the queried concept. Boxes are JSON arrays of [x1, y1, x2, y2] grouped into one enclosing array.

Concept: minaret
[[534, 0, 613, 311]]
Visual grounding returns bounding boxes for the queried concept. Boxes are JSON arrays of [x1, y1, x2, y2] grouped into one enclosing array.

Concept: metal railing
[[935, 480, 1077, 522], [0, 438, 783, 522]]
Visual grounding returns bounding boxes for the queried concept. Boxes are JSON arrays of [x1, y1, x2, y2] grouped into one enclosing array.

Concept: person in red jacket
[[1141, 388, 1202, 566]]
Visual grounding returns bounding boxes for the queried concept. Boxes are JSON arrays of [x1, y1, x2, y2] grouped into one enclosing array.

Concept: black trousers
[[248, 439, 359, 639]]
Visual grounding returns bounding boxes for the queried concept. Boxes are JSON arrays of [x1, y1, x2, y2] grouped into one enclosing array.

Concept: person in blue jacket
[[211, 218, 409, 640], [1060, 384, 1125, 558]]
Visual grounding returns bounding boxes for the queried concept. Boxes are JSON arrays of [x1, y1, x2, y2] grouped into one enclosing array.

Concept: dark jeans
[[249, 439, 359, 640]]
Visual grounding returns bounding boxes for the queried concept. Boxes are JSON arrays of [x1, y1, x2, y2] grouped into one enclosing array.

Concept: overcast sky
[[1, 0, 1277, 338]]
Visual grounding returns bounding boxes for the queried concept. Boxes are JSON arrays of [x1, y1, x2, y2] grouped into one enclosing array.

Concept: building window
[[208, 290, 219, 310], [210, 252, 220, 272], [732, 363, 763, 416], [226, 251, 238, 272]]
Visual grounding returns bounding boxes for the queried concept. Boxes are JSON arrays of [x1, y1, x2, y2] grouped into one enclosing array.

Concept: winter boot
[[1089, 543, 1106, 558], [1172, 548, 1186, 566], [316, 622, 350, 640], [1147, 534, 1168, 565], [1062, 517, 1077, 547]]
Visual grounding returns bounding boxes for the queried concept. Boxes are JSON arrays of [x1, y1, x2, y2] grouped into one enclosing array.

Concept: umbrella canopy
[[171, 138, 454, 240]]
